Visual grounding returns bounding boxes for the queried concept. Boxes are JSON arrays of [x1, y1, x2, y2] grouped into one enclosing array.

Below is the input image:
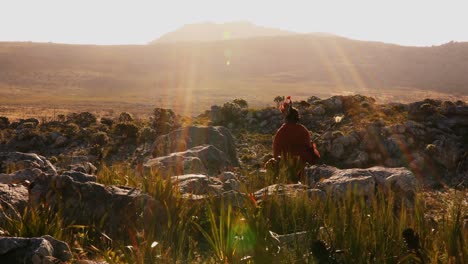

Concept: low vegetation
[[1, 95, 467, 263], [3, 160, 467, 263]]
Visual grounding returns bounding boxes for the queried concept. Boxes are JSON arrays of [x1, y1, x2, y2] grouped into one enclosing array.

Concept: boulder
[[0, 152, 56, 174], [431, 137, 464, 170], [0, 235, 71, 263], [0, 168, 43, 184], [29, 174, 166, 238], [306, 165, 416, 200], [145, 145, 231, 176], [254, 184, 308, 200], [171, 174, 224, 195], [61, 171, 97, 183], [151, 126, 239, 167], [67, 161, 97, 175], [0, 183, 29, 224]]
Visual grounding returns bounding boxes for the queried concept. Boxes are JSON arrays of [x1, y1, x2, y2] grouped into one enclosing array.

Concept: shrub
[[113, 123, 139, 140], [152, 108, 178, 135], [274, 96, 285, 108], [100, 117, 114, 127], [67, 112, 97, 127], [118, 112, 134, 124], [138, 127, 157, 144], [233, 98, 249, 109], [0, 116, 10, 129], [63, 123, 80, 138], [92, 131, 110, 146]]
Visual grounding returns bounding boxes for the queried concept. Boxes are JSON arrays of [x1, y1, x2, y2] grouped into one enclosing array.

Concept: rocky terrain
[[0, 95, 466, 263]]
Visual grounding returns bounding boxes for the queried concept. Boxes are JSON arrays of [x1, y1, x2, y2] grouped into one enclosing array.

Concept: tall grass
[[1, 161, 466, 263]]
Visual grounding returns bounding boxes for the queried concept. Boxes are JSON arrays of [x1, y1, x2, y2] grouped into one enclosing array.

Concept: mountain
[[1, 36, 467, 114], [151, 21, 296, 43]]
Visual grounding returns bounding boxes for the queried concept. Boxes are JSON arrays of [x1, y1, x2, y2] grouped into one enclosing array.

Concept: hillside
[[151, 21, 295, 43], [1, 36, 468, 114]]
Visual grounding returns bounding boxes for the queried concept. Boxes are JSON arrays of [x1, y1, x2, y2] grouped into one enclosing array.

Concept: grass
[[1, 159, 466, 263]]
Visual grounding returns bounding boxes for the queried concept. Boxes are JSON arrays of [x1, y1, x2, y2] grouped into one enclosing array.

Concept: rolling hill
[[151, 21, 295, 43], [1, 33, 468, 114]]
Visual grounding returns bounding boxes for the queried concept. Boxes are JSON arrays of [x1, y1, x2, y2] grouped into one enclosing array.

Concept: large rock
[[171, 174, 223, 195], [306, 165, 417, 200], [151, 126, 239, 167], [0, 168, 43, 184], [0, 183, 29, 224], [0, 235, 71, 263], [0, 152, 56, 175], [145, 145, 232, 176], [29, 174, 166, 238]]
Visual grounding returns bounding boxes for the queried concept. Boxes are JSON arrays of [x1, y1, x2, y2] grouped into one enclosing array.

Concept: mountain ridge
[[1, 34, 467, 114], [151, 21, 297, 43]]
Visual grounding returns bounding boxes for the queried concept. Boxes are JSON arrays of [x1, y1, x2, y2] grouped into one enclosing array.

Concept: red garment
[[273, 123, 318, 164]]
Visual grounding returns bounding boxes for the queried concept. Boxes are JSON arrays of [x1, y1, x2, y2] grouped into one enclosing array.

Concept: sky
[[1, 0, 467, 46]]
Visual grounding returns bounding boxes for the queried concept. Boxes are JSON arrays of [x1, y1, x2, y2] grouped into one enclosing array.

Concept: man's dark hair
[[285, 107, 300, 123]]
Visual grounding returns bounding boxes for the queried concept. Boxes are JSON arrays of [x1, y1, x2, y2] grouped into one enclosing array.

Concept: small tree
[[274, 96, 285, 108], [0, 116, 9, 129], [118, 112, 134, 124], [152, 108, 178, 135], [233, 98, 248, 109]]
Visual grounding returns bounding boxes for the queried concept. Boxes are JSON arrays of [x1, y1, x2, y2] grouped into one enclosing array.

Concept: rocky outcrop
[[145, 145, 232, 176], [0, 235, 71, 263], [29, 174, 166, 238], [0, 152, 56, 175], [306, 165, 417, 201], [171, 174, 224, 195], [151, 126, 239, 167], [0, 183, 29, 225]]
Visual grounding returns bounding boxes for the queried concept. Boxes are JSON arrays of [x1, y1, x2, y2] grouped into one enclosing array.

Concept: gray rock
[[254, 184, 308, 200], [52, 135, 68, 148], [223, 178, 241, 192], [151, 126, 239, 167], [311, 105, 326, 116], [29, 174, 166, 238], [218, 171, 238, 182], [61, 171, 97, 183], [306, 165, 416, 201], [344, 151, 369, 168], [0, 168, 43, 184], [0, 152, 56, 175], [171, 174, 210, 195], [0, 183, 29, 224], [321, 96, 343, 113], [305, 165, 338, 184], [0, 235, 71, 263], [68, 161, 97, 175], [330, 142, 344, 159], [432, 138, 464, 169], [145, 144, 231, 176]]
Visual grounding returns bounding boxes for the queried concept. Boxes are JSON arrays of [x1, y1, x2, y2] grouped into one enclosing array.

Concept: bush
[[233, 98, 248, 109], [118, 112, 134, 124], [67, 112, 97, 127], [113, 123, 139, 140], [152, 108, 178, 135], [92, 131, 110, 146], [63, 123, 80, 138], [0, 116, 10, 129], [100, 117, 114, 127], [138, 127, 157, 144]]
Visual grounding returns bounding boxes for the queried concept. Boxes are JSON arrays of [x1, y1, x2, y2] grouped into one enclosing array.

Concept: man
[[271, 97, 320, 183]]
